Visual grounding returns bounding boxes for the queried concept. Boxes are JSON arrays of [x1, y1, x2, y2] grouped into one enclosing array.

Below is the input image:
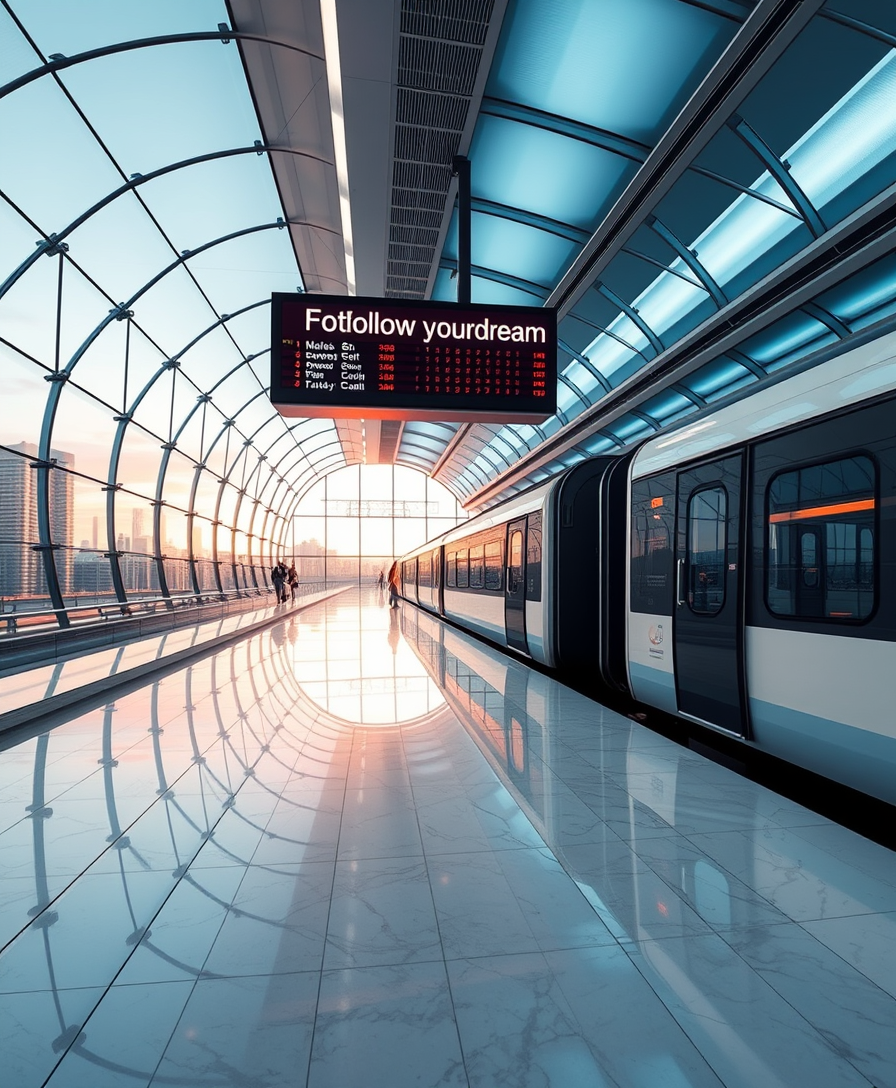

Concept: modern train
[[398, 327, 896, 806]]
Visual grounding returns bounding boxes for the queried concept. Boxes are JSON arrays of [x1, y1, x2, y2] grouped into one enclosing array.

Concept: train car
[[398, 325, 896, 805], [627, 326, 896, 804], [400, 455, 631, 678]]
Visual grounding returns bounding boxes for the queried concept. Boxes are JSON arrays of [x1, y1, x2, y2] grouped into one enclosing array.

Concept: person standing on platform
[[271, 560, 288, 603], [387, 561, 400, 609], [288, 562, 298, 601], [377, 569, 385, 590]]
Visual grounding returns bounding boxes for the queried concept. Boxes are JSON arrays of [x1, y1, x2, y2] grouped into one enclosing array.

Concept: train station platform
[[1, 588, 894, 1088]]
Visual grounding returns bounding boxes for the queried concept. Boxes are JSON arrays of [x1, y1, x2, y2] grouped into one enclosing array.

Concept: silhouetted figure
[[387, 561, 400, 608], [271, 560, 288, 603]]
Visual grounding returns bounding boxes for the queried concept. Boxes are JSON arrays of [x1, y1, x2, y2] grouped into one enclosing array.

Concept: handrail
[[0, 582, 330, 638]]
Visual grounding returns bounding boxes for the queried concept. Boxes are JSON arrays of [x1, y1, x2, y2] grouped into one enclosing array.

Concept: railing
[[0, 581, 331, 638]]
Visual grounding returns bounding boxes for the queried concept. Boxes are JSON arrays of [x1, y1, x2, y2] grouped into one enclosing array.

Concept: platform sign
[[270, 293, 556, 422]]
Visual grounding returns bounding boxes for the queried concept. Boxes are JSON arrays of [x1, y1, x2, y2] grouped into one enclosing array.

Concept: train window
[[509, 530, 524, 593], [469, 544, 484, 588], [419, 552, 432, 589], [446, 551, 457, 588], [767, 455, 876, 620], [527, 512, 542, 601], [456, 548, 470, 589], [630, 477, 675, 614], [485, 539, 503, 590], [432, 548, 441, 590], [800, 533, 818, 588], [687, 487, 727, 615]]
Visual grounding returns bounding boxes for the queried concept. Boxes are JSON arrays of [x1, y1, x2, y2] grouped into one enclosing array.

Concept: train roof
[[631, 325, 896, 481], [402, 477, 557, 561]]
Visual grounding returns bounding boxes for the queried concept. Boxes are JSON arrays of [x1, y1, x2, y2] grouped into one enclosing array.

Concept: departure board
[[270, 293, 556, 422]]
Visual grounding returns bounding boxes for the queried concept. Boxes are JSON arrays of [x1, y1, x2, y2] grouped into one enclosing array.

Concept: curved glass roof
[[424, 0, 896, 504], [3, 0, 896, 625]]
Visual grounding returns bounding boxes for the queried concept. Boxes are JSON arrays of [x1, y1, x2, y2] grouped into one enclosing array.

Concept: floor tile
[[628, 932, 877, 1088], [152, 971, 319, 1087], [324, 856, 441, 969], [309, 962, 467, 1088]]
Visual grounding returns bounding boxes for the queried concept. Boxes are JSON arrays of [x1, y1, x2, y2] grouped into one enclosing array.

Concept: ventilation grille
[[377, 420, 404, 463], [386, 0, 497, 299]]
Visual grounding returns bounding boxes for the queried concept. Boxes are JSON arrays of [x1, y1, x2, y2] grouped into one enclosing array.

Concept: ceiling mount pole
[[453, 156, 471, 305]]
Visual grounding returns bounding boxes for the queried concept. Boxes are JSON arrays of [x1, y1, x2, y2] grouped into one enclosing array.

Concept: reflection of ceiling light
[[319, 0, 356, 295], [654, 419, 716, 449]]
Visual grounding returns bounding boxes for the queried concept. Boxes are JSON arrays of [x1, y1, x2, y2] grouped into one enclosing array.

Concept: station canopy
[[3, 0, 896, 529]]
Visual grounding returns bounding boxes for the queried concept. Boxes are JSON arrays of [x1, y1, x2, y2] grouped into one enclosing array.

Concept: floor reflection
[[283, 587, 445, 725], [0, 592, 894, 1088]]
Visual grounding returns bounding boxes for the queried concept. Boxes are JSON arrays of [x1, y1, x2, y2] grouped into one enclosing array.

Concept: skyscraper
[[0, 442, 75, 598]]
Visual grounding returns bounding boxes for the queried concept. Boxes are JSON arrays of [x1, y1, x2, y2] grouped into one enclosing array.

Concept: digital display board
[[270, 293, 556, 422]]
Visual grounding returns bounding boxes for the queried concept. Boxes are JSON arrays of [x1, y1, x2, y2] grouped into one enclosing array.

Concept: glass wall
[[290, 464, 467, 585], [0, 2, 348, 631]]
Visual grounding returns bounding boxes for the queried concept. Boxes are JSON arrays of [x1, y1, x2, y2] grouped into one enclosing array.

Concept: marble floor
[[1, 588, 894, 1088]]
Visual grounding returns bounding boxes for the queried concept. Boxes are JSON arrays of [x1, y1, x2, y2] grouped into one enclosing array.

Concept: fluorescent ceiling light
[[320, 0, 356, 295]]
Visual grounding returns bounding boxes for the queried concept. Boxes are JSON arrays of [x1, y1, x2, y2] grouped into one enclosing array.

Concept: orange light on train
[[769, 497, 874, 523], [650, 497, 664, 509]]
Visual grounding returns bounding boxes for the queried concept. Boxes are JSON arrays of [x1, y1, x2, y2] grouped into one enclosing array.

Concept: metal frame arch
[[470, 197, 590, 246], [162, 395, 262, 599], [438, 259, 551, 301], [0, 29, 325, 100], [39, 218, 291, 470], [189, 389, 276, 589], [727, 113, 826, 238], [0, 150, 338, 305], [256, 443, 340, 535], [479, 96, 805, 221], [557, 338, 613, 395], [485, 426, 526, 462], [561, 313, 652, 367], [594, 282, 664, 355], [35, 217, 290, 609], [821, 9, 896, 49], [558, 371, 592, 413], [114, 351, 270, 605], [215, 425, 321, 578], [501, 425, 543, 453], [480, 443, 515, 474], [470, 428, 516, 472], [647, 215, 728, 306]]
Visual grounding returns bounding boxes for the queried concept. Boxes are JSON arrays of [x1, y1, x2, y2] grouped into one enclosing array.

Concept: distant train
[[398, 327, 896, 806]]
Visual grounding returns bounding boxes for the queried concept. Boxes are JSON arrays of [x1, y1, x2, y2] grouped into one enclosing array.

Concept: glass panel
[[469, 544, 484, 589], [687, 487, 726, 615], [485, 540, 503, 591], [509, 529, 523, 592], [767, 455, 876, 620], [526, 512, 542, 601], [456, 548, 469, 589]]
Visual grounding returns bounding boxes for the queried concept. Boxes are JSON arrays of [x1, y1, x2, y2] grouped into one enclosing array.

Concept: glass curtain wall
[[0, 2, 347, 632], [290, 464, 466, 585]]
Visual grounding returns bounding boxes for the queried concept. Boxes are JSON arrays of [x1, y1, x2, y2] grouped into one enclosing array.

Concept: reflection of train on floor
[[398, 329, 896, 806]]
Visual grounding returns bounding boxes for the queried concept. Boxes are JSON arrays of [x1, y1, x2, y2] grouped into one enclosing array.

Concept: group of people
[[271, 560, 399, 606], [270, 560, 298, 603]]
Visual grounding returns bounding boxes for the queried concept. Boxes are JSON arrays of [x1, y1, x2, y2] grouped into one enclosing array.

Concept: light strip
[[319, 0, 356, 295], [769, 498, 874, 524]]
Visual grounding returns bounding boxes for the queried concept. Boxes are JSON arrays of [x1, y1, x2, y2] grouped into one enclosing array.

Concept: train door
[[505, 517, 528, 654], [673, 455, 746, 735], [434, 547, 444, 615]]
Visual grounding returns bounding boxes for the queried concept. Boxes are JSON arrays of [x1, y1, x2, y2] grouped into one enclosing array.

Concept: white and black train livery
[[399, 328, 896, 807]]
